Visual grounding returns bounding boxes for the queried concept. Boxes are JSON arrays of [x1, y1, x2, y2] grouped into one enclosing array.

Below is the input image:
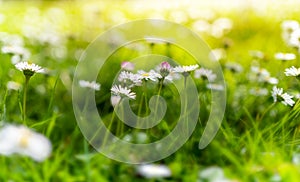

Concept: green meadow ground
[[1, 1, 300, 181]]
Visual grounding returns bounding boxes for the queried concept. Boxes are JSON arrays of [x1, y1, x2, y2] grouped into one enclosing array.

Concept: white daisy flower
[[173, 64, 199, 77], [281, 20, 299, 33], [285, 66, 300, 77], [7, 81, 22, 91], [15, 62, 44, 76], [121, 61, 135, 71], [137, 164, 171, 179], [250, 66, 278, 84], [79, 80, 101, 91], [271, 86, 295, 106], [194, 68, 217, 81], [0, 124, 52, 162], [281, 20, 300, 44], [289, 29, 300, 47], [209, 48, 226, 62], [206, 83, 224, 91], [110, 95, 121, 106], [137, 70, 162, 82], [249, 87, 268, 96], [249, 50, 265, 59], [199, 166, 228, 182], [225, 62, 243, 73], [111, 85, 136, 100], [118, 71, 142, 87], [274, 52, 296, 61]]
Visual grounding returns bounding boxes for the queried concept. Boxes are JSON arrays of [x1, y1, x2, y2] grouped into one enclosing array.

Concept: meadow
[[1, 1, 300, 181]]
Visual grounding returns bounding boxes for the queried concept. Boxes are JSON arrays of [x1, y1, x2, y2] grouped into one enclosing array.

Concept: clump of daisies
[[271, 86, 295, 107], [15, 61, 45, 123], [0, 124, 52, 162], [249, 66, 278, 85]]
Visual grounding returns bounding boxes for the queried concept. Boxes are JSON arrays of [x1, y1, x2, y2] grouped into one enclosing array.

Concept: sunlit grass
[[1, 1, 300, 181]]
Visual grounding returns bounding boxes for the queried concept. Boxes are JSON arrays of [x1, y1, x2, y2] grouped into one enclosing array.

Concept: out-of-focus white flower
[[249, 50, 265, 59], [118, 71, 142, 87], [164, 71, 181, 84], [121, 61, 135, 71], [137, 70, 162, 82], [206, 83, 224, 91], [111, 85, 136, 99], [0, 124, 52, 162], [1, 45, 31, 63], [249, 87, 268, 96], [271, 86, 295, 106], [281, 20, 299, 33], [192, 20, 211, 33], [209, 48, 226, 62], [285, 66, 300, 77], [281, 20, 300, 44], [250, 66, 278, 84], [274, 52, 296, 61], [137, 164, 171, 179], [15, 62, 44, 76], [79, 80, 100, 91], [6, 81, 21, 91], [173, 64, 199, 77], [194, 68, 217, 81], [199, 166, 230, 182], [289, 29, 300, 47], [225, 62, 243, 73], [211, 18, 233, 38]]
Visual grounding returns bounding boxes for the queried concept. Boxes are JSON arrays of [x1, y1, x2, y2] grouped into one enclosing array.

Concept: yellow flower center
[[142, 73, 149, 77], [19, 129, 32, 148]]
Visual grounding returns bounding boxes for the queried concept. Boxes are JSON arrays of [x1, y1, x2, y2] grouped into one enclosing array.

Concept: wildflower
[[211, 17, 233, 38], [271, 86, 295, 106], [225, 62, 243, 73], [173, 64, 199, 77], [137, 70, 162, 82], [121, 61, 135, 71], [159, 62, 172, 78], [6, 81, 21, 91], [289, 29, 300, 48], [281, 20, 299, 33], [274, 52, 296, 61], [209, 48, 226, 62], [79, 80, 100, 91], [194, 68, 217, 81], [285, 66, 300, 77], [110, 95, 121, 106], [1, 45, 31, 63], [0, 124, 52, 162], [111, 85, 136, 100], [250, 66, 278, 84], [281, 20, 300, 44], [249, 50, 265, 59], [249, 87, 268, 96], [118, 71, 142, 87], [15, 61, 44, 77], [137, 164, 171, 179], [206, 83, 224, 91], [199, 166, 228, 182]]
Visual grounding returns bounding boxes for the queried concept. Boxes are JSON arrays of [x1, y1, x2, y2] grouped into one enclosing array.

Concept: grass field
[[1, 1, 300, 181]]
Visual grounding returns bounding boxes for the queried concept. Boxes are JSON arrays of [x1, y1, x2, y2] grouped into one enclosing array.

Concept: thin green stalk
[[23, 75, 31, 125]]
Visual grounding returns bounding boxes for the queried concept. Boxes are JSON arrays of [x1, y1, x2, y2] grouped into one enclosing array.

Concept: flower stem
[[23, 75, 30, 125]]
